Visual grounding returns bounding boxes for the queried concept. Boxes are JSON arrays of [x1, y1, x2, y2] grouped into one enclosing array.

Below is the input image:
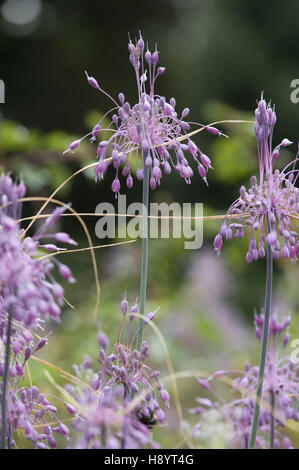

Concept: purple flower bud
[[146, 311, 156, 322], [126, 175, 133, 188], [118, 92, 125, 104], [85, 71, 100, 89], [16, 364, 24, 376], [151, 51, 159, 64], [92, 123, 101, 139], [137, 37, 144, 51], [156, 408, 166, 423], [58, 423, 70, 437], [145, 50, 151, 63], [145, 155, 152, 167], [111, 177, 121, 194], [98, 331, 109, 350], [197, 164, 206, 178], [58, 263, 76, 283], [200, 154, 212, 169], [181, 108, 190, 119], [197, 378, 211, 390], [48, 435, 57, 448], [12, 340, 22, 355], [90, 375, 100, 390], [164, 102, 174, 116], [120, 295, 128, 316], [137, 169, 144, 181], [54, 232, 77, 246], [281, 245, 290, 259], [206, 126, 220, 136], [283, 333, 290, 347], [157, 67, 165, 75], [266, 231, 277, 246], [281, 138, 293, 147], [65, 403, 77, 416], [25, 347, 31, 361], [152, 166, 162, 179], [83, 355, 92, 370], [64, 139, 82, 154], [160, 389, 170, 403], [214, 234, 223, 253], [36, 338, 47, 351], [283, 437, 292, 449], [130, 301, 138, 320], [43, 244, 61, 252], [163, 162, 171, 175], [226, 227, 233, 240], [220, 223, 227, 236], [150, 177, 156, 190]]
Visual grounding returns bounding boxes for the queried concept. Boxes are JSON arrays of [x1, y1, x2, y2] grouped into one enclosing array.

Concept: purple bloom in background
[[65, 297, 169, 449], [214, 95, 299, 262], [192, 313, 298, 449], [0, 382, 69, 449], [0, 174, 76, 332], [65, 33, 221, 196], [0, 173, 76, 447]]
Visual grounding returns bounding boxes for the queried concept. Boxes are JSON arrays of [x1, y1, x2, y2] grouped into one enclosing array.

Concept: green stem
[[270, 390, 275, 449], [1, 311, 12, 449], [136, 151, 149, 351], [248, 236, 273, 449]]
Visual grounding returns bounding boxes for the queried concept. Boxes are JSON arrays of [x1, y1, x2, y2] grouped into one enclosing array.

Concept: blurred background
[[1, 0, 299, 447]]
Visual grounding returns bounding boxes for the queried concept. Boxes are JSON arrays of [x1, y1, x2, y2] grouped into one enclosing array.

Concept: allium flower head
[[65, 33, 220, 196], [65, 296, 168, 449], [192, 313, 298, 449], [0, 174, 26, 220], [0, 174, 76, 332], [214, 95, 299, 262], [0, 383, 70, 449], [0, 325, 69, 448]]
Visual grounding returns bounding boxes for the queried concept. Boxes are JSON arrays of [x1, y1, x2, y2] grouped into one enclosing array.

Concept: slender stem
[[136, 151, 149, 351], [121, 384, 130, 449], [1, 311, 12, 449], [101, 426, 107, 449], [270, 390, 275, 449], [248, 237, 273, 449]]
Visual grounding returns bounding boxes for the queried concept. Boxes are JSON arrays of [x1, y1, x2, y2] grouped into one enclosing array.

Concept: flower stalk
[[1, 311, 12, 449], [136, 150, 150, 351], [248, 226, 273, 448]]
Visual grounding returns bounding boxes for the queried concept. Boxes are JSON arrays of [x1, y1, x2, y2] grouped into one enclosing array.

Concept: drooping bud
[[85, 71, 100, 89]]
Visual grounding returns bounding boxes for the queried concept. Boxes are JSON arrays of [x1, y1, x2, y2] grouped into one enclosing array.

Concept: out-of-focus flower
[[0, 173, 76, 448], [65, 33, 222, 196], [0, 174, 76, 332], [65, 296, 169, 449], [192, 313, 298, 449], [214, 96, 299, 262], [0, 327, 69, 448]]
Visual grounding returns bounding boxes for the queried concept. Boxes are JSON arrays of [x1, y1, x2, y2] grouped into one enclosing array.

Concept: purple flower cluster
[[65, 297, 169, 449], [0, 174, 76, 331], [192, 313, 298, 449], [1, 384, 69, 449], [0, 324, 48, 385], [214, 96, 299, 262], [0, 174, 76, 448], [65, 33, 220, 196], [0, 174, 26, 220]]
